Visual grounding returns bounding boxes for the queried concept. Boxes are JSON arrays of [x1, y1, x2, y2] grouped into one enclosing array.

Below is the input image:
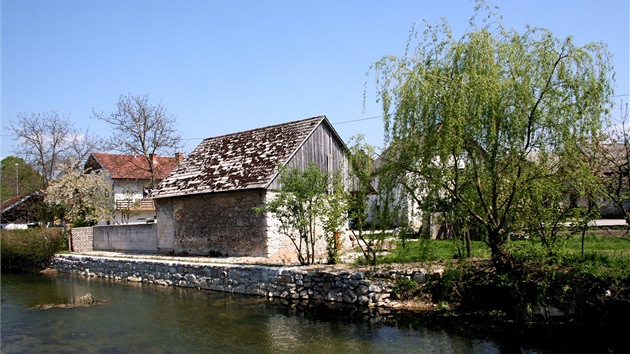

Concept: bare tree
[[67, 127, 105, 170], [598, 102, 630, 224], [92, 94, 183, 188], [6, 112, 105, 187]]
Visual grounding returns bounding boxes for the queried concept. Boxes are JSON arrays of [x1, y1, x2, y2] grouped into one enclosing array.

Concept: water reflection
[[1, 271, 623, 353]]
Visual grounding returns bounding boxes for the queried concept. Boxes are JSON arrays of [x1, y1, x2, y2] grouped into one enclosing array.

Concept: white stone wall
[[153, 190, 355, 260], [154, 190, 268, 256]]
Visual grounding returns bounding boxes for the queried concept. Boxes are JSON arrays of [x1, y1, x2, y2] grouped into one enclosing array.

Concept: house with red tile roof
[[151, 116, 352, 258], [85, 152, 183, 225]]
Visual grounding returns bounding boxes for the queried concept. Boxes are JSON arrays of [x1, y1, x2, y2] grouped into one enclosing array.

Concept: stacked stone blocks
[[70, 227, 93, 253], [51, 254, 443, 308]]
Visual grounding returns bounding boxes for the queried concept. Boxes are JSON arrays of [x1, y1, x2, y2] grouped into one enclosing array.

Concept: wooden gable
[[267, 120, 347, 189]]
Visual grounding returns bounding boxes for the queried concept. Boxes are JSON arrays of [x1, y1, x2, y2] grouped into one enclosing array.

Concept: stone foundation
[[51, 254, 443, 308], [155, 190, 268, 256]]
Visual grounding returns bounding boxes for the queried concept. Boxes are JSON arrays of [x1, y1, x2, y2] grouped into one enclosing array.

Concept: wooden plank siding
[[268, 123, 348, 190]]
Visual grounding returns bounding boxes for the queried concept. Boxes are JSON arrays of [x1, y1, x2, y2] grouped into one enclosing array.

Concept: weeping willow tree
[[370, 3, 614, 271]]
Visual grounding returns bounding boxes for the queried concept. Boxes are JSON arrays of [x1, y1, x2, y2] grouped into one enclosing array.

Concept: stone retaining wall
[[51, 254, 443, 308]]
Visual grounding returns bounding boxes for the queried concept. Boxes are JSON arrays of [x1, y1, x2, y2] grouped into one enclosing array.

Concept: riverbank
[[43, 245, 630, 324], [50, 252, 445, 311]]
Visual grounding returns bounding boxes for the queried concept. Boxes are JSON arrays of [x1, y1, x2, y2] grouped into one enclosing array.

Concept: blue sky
[[2, 0, 628, 159]]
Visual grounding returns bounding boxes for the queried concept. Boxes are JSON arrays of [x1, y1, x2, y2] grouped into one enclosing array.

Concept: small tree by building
[[320, 173, 347, 264], [346, 135, 406, 265], [346, 136, 382, 265], [117, 188, 142, 225], [256, 162, 345, 265]]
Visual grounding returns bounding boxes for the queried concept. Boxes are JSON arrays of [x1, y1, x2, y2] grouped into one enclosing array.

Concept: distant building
[[84, 152, 183, 225]]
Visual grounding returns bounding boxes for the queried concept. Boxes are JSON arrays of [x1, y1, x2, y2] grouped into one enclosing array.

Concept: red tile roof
[[86, 152, 181, 180]]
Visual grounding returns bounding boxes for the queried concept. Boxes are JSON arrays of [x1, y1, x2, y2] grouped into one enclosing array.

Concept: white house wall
[[113, 180, 145, 201], [96, 179, 155, 226]]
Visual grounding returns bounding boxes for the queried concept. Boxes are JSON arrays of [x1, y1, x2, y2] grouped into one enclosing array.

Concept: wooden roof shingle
[[152, 116, 329, 198]]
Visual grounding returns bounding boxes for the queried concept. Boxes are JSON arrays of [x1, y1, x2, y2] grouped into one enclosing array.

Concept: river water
[[0, 271, 622, 353]]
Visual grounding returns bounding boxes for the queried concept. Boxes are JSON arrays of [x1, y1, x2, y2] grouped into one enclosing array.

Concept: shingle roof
[[1, 194, 31, 212], [87, 152, 180, 180], [1, 192, 43, 213], [152, 116, 327, 198]]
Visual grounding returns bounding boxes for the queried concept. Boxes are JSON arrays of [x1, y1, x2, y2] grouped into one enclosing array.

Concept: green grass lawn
[[378, 232, 630, 265], [379, 238, 491, 263], [564, 234, 630, 254]]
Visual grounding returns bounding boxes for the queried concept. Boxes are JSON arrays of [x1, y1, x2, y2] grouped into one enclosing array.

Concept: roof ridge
[[200, 116, 326, 142], [88, 152, 180, 181], [92, 151, 176, 159], [1, 193, 40, 212]]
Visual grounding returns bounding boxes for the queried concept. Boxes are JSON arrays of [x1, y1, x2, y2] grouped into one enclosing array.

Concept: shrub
[[424, 249, 630, 321], [393, 277, 419, 300], [424, 260, 475, 306], [1, 228, 67, 270]]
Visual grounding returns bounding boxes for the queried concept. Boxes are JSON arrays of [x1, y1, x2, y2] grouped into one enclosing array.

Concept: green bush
[[424, 249, 630, 321], [393, 277, 420, 300], [1, 228, 67, 270]]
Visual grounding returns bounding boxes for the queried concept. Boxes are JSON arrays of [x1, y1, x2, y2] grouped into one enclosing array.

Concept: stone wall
[[71, 227, 93, 252], [155, 190, 268, 256], [51, 254, 443, 308], [154, 190, 348, 260], [93, 224, 158, 252]]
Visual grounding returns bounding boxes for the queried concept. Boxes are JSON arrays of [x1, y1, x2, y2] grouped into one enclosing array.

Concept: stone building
[[151, 116, 350, 258], [85, 152, 183, 225]]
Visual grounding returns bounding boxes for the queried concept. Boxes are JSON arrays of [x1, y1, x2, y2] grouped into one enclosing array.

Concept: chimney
[[175, 152, 184, 162], [149, 153, 157, 165]]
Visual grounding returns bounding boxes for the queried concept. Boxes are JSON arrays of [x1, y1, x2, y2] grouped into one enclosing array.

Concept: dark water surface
[[0, 271, 622, 353]]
